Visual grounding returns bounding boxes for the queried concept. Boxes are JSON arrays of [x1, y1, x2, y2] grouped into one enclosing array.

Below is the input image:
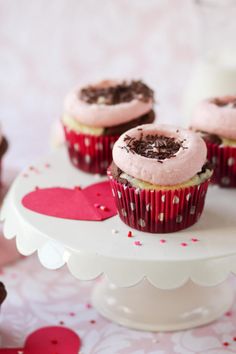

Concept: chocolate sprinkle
[[80, 80, 154, 105], [212, 97, 236, 108], [121, 134, 186, 161]]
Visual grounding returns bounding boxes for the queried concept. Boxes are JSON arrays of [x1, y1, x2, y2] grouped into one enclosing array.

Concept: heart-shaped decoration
[[0, 326, 81, 354], [22, 181, 117, 221]]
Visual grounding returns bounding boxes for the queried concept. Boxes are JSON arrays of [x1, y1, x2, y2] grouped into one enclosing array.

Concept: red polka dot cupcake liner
[[108, 171, 210, 233], [206, 142, 236, 187], [63, 126, 119, 175]]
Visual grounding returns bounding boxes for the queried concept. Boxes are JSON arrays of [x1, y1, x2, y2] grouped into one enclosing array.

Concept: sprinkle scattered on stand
[[134, 241, 142, 246], [90, 320, 96, 324], [160, 239, 166, 244], [59, 321, 65, 326], [181, 242, 188, 247], [191, 238, 199, 242], [128, 231, 133, 237], [74, 186, 81, 191], [112, 229, 118, 234], [100, 205, 108, 211], [223, 342, 229, 347], [45, 163, 51, 168], [69, 312, 75, 317], [86, 303, 92, 309]]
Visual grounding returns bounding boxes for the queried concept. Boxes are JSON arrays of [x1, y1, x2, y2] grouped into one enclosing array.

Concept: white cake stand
[[1, 148, 236, 331]]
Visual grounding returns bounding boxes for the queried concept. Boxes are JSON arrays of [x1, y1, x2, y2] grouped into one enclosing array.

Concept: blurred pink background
[[0, 0, 199, 169]]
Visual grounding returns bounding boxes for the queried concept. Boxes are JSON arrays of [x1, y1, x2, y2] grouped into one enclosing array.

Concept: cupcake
[[0, 282, 7, 306], [62, 79, 155, 174], [191, 96, 236, 187], [108, 124, 212, 233]]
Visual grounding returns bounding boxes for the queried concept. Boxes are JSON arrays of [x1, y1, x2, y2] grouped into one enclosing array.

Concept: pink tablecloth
[[0, 254, 236, 354]]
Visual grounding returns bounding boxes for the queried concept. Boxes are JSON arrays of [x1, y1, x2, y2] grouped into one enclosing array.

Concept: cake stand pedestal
[[92, 278, 233, 332], [1, 148, 236, 331]]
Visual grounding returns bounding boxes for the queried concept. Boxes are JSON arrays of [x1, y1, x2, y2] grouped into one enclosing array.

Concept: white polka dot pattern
[[138, 219, 146, 227]]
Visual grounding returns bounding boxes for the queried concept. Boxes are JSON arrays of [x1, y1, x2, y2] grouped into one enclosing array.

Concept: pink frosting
[[64, 80, 153, 128], [112, 124, 207, 186], [191, 96, 236, 140]]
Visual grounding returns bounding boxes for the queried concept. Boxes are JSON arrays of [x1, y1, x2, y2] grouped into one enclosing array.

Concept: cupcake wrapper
[[108, 172, 210, 233], [63, 125, 119, 175], [206, 142, 236, 187]]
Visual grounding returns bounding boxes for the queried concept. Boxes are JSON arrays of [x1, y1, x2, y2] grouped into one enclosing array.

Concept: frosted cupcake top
[[64, 80, 154, 128], [191, 96, 236, 140], [112, 124, 207, 186]]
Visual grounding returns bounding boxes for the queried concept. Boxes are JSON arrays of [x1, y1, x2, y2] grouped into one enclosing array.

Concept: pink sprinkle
[[86, 303, 92, 309], [128, 231, 133, 237], [45, 163, 51, 168], [90, 319, 96, 324], [134, 241, 142, 246], [74, 186, 81, 191], [191, 238, 199, 242], [225, 311, 232, 317], [181, 242, 188, 247], [100, 205, 108, 211], [69, 312, 75, 317], [160, 239, 166, 244], [223, 342, 229, 347]]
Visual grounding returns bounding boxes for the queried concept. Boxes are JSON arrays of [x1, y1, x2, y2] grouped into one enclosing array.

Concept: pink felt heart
[[22, 181, 117, 221], [0, 326, 81, 354]]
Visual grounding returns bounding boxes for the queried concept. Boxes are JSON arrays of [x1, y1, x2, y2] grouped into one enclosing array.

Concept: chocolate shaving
[[120, 134, 186, 161], [80, 80, 154, 105], [212, 97, 236, 108]]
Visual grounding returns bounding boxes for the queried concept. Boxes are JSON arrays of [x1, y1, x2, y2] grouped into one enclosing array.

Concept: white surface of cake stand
[[1, 148, 236, 331]]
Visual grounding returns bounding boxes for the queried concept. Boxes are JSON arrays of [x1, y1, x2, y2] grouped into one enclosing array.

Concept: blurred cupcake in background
[[191, 96, 236, 187], [0, 126, 8, 186], [108, 124, 212, 233], [62, 79, 155, 174], [0, 282, 7, 307]]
